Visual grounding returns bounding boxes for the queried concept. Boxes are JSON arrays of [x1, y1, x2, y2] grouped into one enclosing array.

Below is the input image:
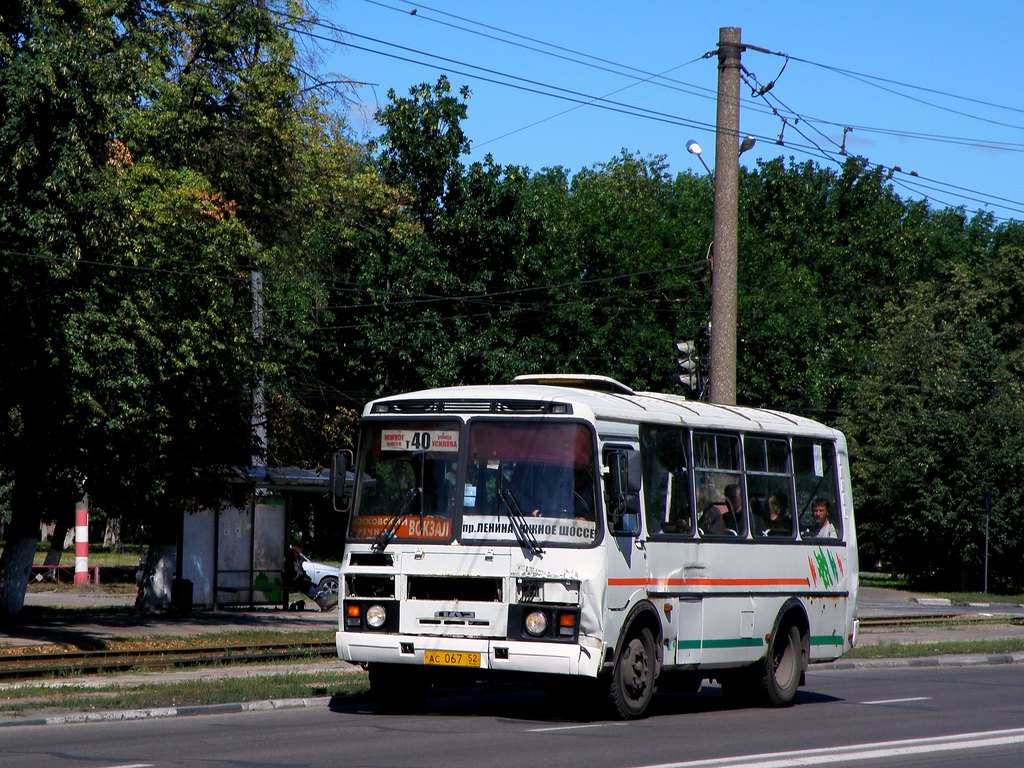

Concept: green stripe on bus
[[810, 635, 845, 647], [676, 638, 766, 650], [676, 635, 845, 651]]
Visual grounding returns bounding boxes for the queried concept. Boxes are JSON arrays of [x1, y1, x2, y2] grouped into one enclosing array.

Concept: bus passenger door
[[603, 446, 647, 612]]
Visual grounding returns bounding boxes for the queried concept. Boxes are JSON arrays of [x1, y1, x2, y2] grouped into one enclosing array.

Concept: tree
[[733, 157, 939, 416], [0, 0, 149, 615], [355, 78, 545, 394], [0, 0, 330, 614], [528, 152, 701, 390], [375, 75, 470, 227], [842, 239, 1024, 589], [107, 0, 330, 611], [72, 159, 260, 611]]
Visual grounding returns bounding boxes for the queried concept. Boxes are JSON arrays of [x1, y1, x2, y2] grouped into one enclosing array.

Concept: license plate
[[423, 650, 481, 668]]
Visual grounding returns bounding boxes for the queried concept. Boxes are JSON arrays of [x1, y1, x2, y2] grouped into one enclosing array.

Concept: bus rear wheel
[[759, 624, 804, 707], [608, 627, 656, 719]]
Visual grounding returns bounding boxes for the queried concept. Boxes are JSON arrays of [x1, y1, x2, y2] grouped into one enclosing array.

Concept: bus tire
[[607, 627, 657, 719], [759, 624, 804, 707], [369, 663, 429, 714]]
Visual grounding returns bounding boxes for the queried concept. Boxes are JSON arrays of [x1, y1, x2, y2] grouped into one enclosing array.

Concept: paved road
[[4, 663, 1024, 768]]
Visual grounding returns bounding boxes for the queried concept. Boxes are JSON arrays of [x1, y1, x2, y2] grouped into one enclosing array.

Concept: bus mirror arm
[[330, 450, 354, 512]]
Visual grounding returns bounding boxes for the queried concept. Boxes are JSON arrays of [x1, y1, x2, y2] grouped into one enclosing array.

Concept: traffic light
[[676, 340, 699, 391]]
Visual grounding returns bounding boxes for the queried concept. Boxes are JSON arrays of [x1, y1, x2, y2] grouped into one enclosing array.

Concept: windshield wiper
[[498, 488, 545, 557], [373, 487, 420, 552]]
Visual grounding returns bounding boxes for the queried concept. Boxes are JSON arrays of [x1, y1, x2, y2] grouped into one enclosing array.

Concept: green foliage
[[841, 244, 1024, 590], [68, 159, 258, 511], [0, 0, 148, 540], [375, 75, 471, 224]]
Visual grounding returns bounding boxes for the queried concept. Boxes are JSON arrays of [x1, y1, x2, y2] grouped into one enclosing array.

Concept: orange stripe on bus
[[607, 577, 810, 587]]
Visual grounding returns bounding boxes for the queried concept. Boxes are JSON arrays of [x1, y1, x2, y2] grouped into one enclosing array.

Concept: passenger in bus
[[570, 469, 597, 521], [516, 462, 577, 519], [765, 492, 792, 536], [804, 498, 837, 538], [696, 482, 726, 535], [723, 483, 744, 533]]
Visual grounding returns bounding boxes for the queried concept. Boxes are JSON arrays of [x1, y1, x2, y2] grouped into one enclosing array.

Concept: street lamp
[[686, 140, 713, 181], [686, 136, 756, 191]]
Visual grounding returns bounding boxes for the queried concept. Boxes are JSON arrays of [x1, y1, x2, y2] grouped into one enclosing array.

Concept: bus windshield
[[462, 421, 599, 548], [349, 421, 460, 543], [348, 419, 600, 548]]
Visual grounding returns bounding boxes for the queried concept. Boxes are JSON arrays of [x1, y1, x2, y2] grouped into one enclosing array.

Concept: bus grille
[[407, 575, 502, 602]]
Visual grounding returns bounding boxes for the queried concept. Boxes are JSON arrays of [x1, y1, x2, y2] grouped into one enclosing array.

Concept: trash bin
[[172, 578, 193, 617]]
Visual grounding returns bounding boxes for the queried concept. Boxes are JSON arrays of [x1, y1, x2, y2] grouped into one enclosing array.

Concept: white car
[[299, 553, 340, 597]]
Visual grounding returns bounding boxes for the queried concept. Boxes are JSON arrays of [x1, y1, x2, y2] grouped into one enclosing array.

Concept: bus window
[[793, 438, 841, 540], [745, 435, 795, 538], [693, 432, 746, 537], [640, 426, 693, 536]]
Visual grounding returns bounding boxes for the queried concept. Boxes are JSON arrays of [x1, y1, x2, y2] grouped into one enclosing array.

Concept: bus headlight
[[366, 604, 387, 629], [524, 610, 548, 637]]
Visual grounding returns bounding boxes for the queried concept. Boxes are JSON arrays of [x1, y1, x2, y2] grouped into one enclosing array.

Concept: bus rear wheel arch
[[721, 605, 808, 707]]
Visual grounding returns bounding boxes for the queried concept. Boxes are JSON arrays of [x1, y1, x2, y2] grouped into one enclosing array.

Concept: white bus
[[332, 374, 858, 718]]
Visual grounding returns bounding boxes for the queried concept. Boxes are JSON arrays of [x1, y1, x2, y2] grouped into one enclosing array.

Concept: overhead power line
[[313, 4, 1024, 219]]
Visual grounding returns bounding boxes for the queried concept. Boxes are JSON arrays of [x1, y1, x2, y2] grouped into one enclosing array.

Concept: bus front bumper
[[337, 631, 604, 678]]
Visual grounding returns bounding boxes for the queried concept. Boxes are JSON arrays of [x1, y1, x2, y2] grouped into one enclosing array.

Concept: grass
[[932, 592, 1024, 605], [0, 671, 369, 718], [4, 635, 1022, 719], [0, 627, 362, 719], [0, 628, 335, 659], [31, 543, 145, 568], [860, 572, 910, 589], [845, 637, 1024, 659]]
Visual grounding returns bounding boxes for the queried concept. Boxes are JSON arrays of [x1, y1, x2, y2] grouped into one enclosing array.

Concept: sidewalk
[[4, 585, 338, 650], [855, 585, 1024, 647]]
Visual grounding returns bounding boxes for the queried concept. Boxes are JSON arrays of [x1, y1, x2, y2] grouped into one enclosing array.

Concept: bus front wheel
[[369, 663, 430, 714], [608, 627, 656, 719]]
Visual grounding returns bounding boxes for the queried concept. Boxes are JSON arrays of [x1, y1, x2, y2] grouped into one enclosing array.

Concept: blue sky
[[310, 1, 1024, 222]]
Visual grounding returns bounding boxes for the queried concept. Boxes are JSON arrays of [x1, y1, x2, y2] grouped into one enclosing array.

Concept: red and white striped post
[[74, 497, 90, 585]]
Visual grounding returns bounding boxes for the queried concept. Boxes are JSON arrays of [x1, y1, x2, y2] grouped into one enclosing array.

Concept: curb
[[828, 652, 1024, 671], [0, 695, 333, 729]]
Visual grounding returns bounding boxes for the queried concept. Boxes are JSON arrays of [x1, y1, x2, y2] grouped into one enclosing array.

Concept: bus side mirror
[[330, 450, 353, 512], [606, 449, 641, 535]]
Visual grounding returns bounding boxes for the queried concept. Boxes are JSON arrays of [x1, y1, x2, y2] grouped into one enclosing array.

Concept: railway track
[[3, 615, 1020, 682], [0, 641, 338, 681], [859, 614, 1024, 628]]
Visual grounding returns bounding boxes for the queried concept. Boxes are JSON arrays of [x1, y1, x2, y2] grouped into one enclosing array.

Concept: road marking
[[861, 696, 931, 705], [529, 722, 623, 733], [632, 726, 1024, 768]]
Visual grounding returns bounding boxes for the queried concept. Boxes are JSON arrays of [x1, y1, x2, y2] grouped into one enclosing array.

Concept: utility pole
[[708, 26, 741, 405], [251, 268, 267, 468], [983, 490, 992, 593]]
